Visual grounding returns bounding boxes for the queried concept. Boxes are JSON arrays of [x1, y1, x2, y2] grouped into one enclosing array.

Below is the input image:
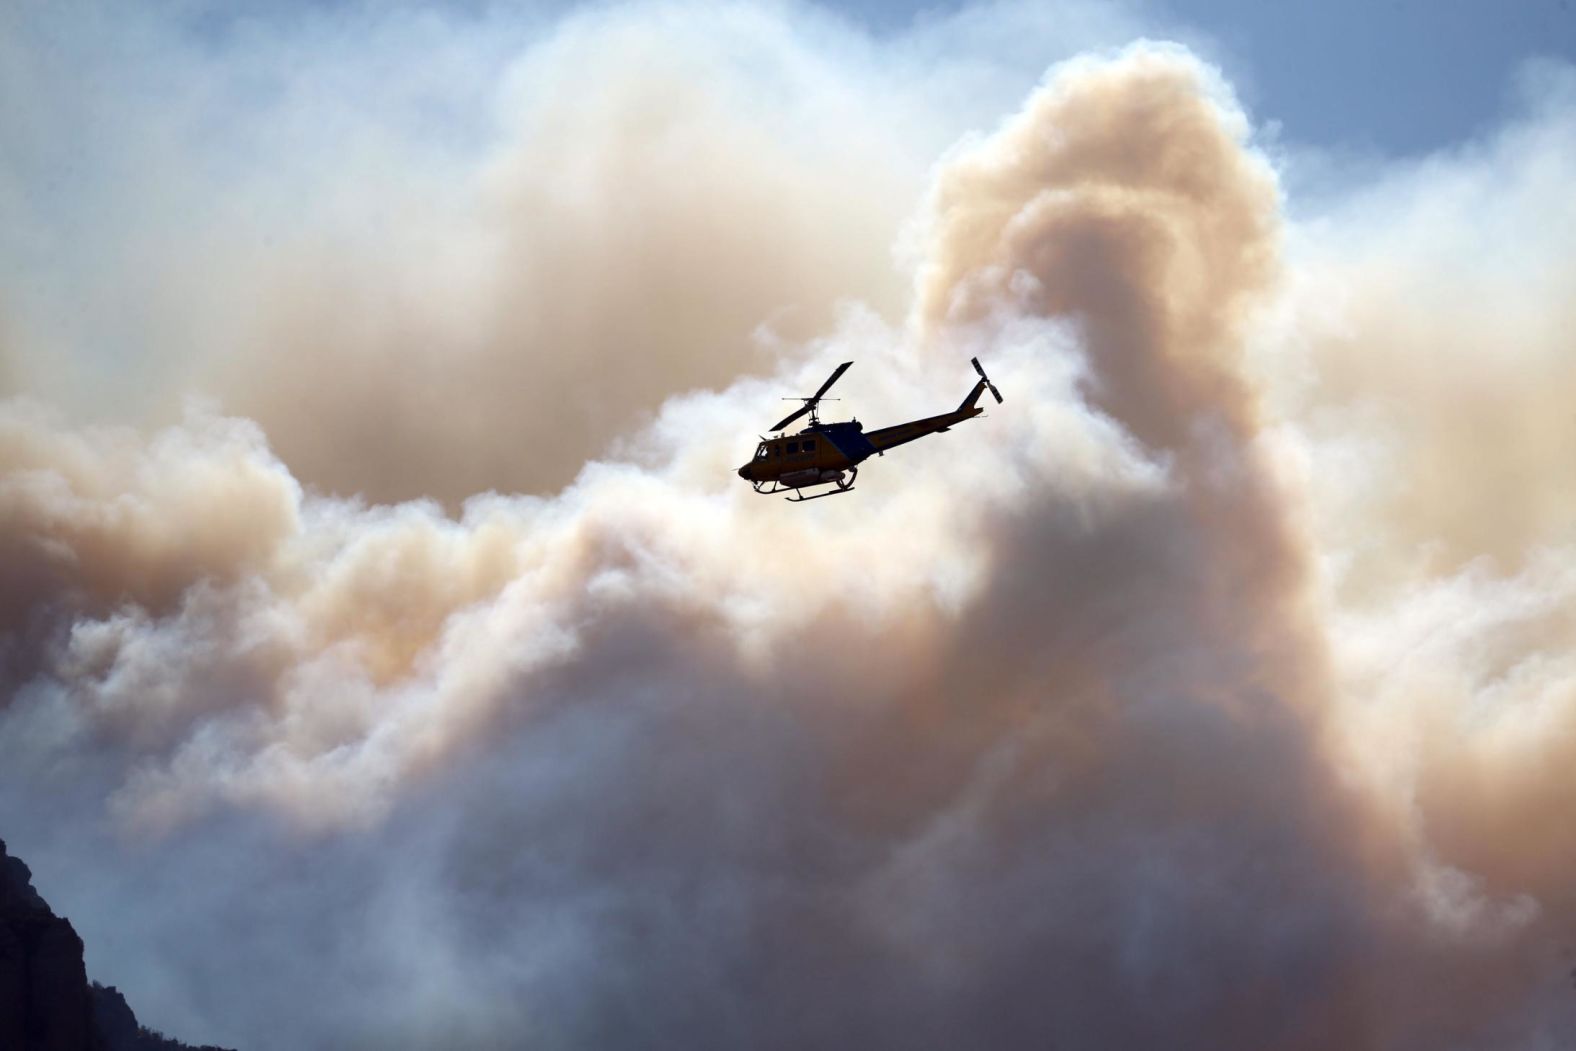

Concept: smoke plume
[[2, 4, 1574, 1049]]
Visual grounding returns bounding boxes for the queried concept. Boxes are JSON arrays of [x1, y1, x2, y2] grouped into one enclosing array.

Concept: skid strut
[[784, 467, 857, 502], [752, 467, 858, 502]]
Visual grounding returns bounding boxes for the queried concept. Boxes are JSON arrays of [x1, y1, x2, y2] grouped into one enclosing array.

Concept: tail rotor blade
[[970, 357, 1002, 403]]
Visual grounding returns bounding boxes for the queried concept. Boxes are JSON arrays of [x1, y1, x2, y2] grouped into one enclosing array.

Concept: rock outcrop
[[0, 838, 233, 1051], [0, 838, 98, 1050]]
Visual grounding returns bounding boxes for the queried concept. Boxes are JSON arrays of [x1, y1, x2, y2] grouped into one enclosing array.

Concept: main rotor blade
[[770, 403, 811, 431], [812, 361, 853, 401]]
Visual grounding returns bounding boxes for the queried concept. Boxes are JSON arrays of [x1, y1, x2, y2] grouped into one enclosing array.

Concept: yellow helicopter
[[737, 357, 1003, 501]]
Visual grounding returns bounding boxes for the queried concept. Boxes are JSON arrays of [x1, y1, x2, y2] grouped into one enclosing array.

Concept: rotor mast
[[770, 361, 853, 432]]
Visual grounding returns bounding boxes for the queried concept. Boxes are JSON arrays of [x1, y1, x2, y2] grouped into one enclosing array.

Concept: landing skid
[[751, 468, 858, 503], [786, 486, 854, 503]]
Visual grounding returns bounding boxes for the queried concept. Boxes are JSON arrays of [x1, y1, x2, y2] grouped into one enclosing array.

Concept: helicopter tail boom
[[864, 358, 1003, 454], [958, 379, 989, 414]]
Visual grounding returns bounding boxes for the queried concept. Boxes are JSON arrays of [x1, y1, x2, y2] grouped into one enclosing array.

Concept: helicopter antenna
[[771, 361, 852, 431]]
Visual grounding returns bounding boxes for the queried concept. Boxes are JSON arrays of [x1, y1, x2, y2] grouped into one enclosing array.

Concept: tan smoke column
[[7, 43, 1317, 825], [2, 13, 1576, 1049], [1271, 68, 1576, 1022], [180, 7, 933, 507]]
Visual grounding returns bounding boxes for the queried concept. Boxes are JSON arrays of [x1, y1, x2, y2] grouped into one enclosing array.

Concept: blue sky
[[129, 0, 1576, 158], [849, 0, 1576, 155], [32, 0, 1575, 159]]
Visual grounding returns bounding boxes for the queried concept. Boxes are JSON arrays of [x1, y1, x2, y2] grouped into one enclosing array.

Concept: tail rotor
[[971, 357, 1004, 404]]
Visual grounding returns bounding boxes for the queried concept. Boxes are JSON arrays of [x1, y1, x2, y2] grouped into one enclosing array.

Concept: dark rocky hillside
[[0, 838, 234, 1051]]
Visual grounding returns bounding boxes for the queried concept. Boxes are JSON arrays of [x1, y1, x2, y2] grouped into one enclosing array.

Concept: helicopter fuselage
[[737, 381, 991, 496]]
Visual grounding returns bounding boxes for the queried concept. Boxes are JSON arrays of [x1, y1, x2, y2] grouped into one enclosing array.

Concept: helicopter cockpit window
[[755, 444, 769, 460]]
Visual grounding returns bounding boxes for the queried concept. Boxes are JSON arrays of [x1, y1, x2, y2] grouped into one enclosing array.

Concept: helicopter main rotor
[[771, 360, 853, 431]]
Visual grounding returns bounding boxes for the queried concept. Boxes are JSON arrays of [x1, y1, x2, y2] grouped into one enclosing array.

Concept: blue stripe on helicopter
[[818, 422, 878, 462]]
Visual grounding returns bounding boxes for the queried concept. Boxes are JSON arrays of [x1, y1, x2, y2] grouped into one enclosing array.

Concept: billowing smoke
[[2, 4, 1575, 1049]]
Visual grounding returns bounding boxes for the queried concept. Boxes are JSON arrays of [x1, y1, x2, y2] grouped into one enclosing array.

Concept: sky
[[2, 2, 1575, 1049], [849, 0, 1576, 156]]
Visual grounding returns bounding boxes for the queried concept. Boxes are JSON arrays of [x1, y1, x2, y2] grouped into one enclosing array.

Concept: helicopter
[[737, 357, 1003, 501]]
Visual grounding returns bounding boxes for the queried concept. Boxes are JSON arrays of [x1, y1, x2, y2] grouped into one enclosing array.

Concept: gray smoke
[[2, 5, 1574, 1049]]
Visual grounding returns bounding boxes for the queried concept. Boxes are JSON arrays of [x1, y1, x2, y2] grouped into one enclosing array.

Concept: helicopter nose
[[737, 465, 750, 480]]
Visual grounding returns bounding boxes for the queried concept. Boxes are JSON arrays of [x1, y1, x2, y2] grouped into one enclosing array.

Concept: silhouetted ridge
[[88, 983, 231, 1051], [0, 838, 234, 1051]]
